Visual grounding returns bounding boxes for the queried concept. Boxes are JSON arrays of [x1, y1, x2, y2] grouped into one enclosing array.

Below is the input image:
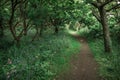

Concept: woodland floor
[[55, 34, 103, 80]]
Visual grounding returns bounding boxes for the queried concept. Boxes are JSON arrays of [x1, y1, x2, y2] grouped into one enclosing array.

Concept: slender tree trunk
[[9, 7, 16, 40], [39, 26, 43, 36], [54, 19, 59, 34], [0, 19, 4, 37], [54, 26, 58, 34], [23, 18, 27, 35], [9, 1, 20, 44], [99, 7, 112, 53]]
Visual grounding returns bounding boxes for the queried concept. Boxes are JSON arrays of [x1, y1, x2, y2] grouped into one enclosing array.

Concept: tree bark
[[9, 5, 17, 42], [0, 18, 4, 37], [39, 26, 43, 36], [54, 26, 58, 34], [20, 1, 28, 36], [99, 7, 112, 52], [9, 0, 22, 44]]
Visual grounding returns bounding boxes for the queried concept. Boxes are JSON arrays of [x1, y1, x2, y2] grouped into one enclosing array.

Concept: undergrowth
[[0, 32, 80, 80], [78, 26, 120, 80], [88, 38, 120, 80]]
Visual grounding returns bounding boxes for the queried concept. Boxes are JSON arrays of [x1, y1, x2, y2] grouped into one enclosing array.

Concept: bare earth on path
[[55, 35, 103, 80]]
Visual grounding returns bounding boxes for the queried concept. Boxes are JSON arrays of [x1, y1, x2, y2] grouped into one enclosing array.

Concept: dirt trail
[[55, 35, 102, 80]]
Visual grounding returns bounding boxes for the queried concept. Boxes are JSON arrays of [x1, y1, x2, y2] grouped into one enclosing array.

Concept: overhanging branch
[[107, 4, 120, 12], [91, 2, 101, 8], [101, 0, 114, 7], [92, 10, 101, 23]]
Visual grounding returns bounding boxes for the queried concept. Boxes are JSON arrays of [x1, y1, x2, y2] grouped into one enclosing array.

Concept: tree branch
[[91, 2, 101, 8], [101, 0, 114, 7], [92, 10, 101, 23], [107, 4, 120, 12]]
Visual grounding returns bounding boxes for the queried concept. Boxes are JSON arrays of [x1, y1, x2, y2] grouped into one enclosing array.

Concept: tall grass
[[88, 38, 120, 80], [0, 31, 80, 80]]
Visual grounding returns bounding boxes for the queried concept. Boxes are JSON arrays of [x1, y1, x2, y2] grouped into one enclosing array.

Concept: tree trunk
[[39, 26, 43, 36], [9, 1, 20, 44], [54, 26, 58, 34], [9, 7, 17, 40], [0, 19, 4, 37], [23, 19, 27, 35], [20, 3, 28, 36], [99, 7, 112, 53]]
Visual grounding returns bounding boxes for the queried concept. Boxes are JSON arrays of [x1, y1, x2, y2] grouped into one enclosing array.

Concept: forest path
[[55, 33, 102, 80]]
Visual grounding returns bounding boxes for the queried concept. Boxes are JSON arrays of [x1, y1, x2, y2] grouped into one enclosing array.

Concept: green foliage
[[108, 17, 120, 40], [0, 32, 80, 80], [1, 0, 120, 79], [79, 23, 103, 39], [88, 39, 120, 80]]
